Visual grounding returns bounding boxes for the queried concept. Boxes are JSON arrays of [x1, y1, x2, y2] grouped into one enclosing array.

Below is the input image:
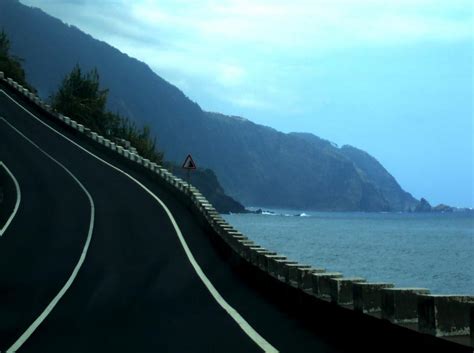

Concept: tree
[[114, 115, 164, 163], [0, 29, 34, 92], [51, 65, 164, 163], [51, 65, 109, 133]]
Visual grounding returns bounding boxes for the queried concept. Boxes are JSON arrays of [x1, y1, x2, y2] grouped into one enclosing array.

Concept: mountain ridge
[[1, 0, 419, 211]]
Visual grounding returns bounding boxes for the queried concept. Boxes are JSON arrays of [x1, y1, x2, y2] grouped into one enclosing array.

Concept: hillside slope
[[338, 145, 417, 211], [0, 0, 418, 211]]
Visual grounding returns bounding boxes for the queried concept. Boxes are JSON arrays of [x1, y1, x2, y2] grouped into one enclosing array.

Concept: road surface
[[0, 87, 345, 353]]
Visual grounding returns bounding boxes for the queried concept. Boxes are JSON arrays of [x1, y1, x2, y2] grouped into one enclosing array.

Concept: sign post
[[182, 154, 197, 192]]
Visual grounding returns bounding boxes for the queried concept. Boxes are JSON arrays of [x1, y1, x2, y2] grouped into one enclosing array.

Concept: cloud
[[107, 0, 473, 112], [20, 0, 473, 115], [126, 0, 473, 50], [227, 95, 270, 109], [21, 0, 474, 53], [216, 64, 246, 87]]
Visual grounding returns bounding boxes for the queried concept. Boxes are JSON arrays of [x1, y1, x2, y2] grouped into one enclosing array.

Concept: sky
[[21, 0, 474, 207]]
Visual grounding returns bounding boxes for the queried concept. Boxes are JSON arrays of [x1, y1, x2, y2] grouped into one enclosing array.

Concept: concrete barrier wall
[[298, 266, 325, 291], [312, 272, 343, 299], [330, 277, 366, 305], [417, 295, 474, 337], [1, 71, 472, 351], [381, 288, 431, 323], [353, 282, 395, 314]]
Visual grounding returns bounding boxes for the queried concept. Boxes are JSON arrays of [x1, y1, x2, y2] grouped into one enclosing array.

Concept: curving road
[[0, 86, 348, 353]]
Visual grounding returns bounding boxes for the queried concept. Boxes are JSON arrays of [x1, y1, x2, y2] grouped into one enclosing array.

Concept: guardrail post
[[311, 272, 343, 299], [255, 250, 270, 270], [288, 264, 312, 288], [250, 249, 275, 267], [297, 267, 325, 291], [417, 295, 474, 337], [224, 231, 246, 249], [236, 240, 256, 260], [243, 245, 261, 262], [249, 247, 265, 265], [260, 254, 286, 272], [277, 261, 298, 283], [267, 258, 288, 279], [353, 282, 395, 314], [329, 277, 366, 305], [381, 288, 430, 324]]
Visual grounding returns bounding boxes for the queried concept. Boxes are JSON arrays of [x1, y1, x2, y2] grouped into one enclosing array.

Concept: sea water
[[223, 210, 474, 295]]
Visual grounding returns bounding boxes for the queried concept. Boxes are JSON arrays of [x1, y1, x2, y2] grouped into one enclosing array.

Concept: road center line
[[0, 161, 21, 237], [0, 117, 95, 353], [1, 90, 278, 353]]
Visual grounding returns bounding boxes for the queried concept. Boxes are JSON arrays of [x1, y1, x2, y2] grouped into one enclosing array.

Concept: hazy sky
[[21, 0, 473, 207]]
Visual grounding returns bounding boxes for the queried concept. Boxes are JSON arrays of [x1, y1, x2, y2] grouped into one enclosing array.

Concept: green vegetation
[[0, 29, 34, 92], [51, 65, 164, 163]]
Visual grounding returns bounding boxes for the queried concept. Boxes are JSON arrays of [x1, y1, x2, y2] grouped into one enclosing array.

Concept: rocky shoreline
[[413, 197, 465, 213]]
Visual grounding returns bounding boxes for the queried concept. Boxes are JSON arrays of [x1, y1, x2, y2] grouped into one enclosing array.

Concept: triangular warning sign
[[182, 154, 197, 170]]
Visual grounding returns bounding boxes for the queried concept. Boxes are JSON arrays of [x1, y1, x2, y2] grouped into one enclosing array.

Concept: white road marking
[[0, 117, 95, 353], [0, 161, 21, 237], [1, 90, 278, 353]]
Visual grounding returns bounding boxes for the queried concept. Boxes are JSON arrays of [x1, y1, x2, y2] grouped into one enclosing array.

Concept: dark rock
[[432, 204, 454, 213], [172, 167, 246, 214], [415, 198, 432, 212]]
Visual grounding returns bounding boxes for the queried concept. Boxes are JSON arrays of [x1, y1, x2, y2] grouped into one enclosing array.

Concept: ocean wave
[[261, 211, 277, 216], [258, 211, 310, 217]]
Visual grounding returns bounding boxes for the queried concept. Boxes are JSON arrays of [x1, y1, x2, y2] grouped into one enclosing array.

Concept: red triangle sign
[[182, 154, 197, 170]]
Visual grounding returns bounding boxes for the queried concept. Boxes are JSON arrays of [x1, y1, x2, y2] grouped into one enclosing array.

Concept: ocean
[[223, 210, 474, 295]]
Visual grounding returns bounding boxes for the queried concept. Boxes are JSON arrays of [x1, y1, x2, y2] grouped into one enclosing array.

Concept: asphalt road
[[0, 88, 351, 353]]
